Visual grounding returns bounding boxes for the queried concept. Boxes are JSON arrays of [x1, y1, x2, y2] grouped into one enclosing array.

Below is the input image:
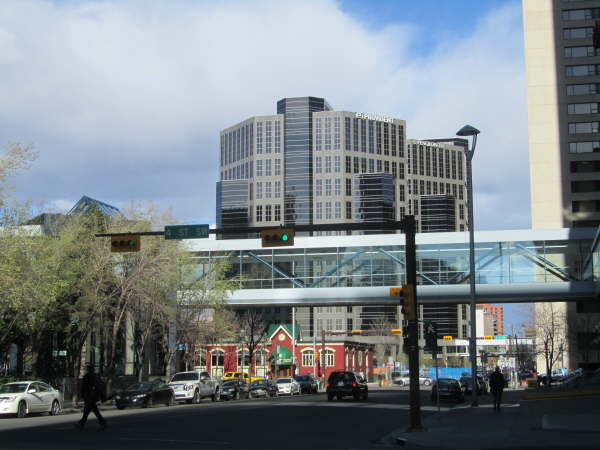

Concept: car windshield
[[294, 376, 309, 381], [276, 379, 291, 384], [222, 380, 237, 387], [0, 383, 29, 394], [251, 380, 266, 387], [328, 372, 351, 383], [459, 377, 472, 384], [437, 380, 456, 387], [171, 373, 199, 382], [124, 382, 153, 392]]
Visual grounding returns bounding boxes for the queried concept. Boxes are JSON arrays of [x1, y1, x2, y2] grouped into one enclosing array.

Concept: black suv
[[294, 374, 318, 394], [326, 371, 368, 401]]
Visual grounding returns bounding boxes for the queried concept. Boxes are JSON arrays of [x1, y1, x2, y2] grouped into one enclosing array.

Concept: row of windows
[[562, 8, 600, 21], [566, 64, 600, 77], [567, 83, 598, 95], [221, 124, 254, 166], [563, 26, 594, 40], [569, 141, 600, 152], [315, 117, 341, 151], [344, 156, 403, 179], [572, 179, 600, 193], [343, 117, 405, 157], [569, 121, 599, 134], [315, 178, 343, 197], [315, 155, 342, 173], [252, 181, 282, 200], [406, 179, 465, 201], [254, 204, 282, 222], [256, 159, 281, 177], [315, 201, 345, 220], [408, 144, 464, 181], [256, 120, 282, 155], [568, 102, 599, 114], [564, 46, 600, 57]]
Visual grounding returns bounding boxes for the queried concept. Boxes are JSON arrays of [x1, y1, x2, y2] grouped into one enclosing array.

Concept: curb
[[523, 390, 600, 400]]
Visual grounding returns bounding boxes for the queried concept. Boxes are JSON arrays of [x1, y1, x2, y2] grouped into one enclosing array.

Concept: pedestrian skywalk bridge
[[186, 227, 600, 306]]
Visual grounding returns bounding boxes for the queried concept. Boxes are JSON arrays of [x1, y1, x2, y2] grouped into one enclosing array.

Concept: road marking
[[116, 438, 230, 445]]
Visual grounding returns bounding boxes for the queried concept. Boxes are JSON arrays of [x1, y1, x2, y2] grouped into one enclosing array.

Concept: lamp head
[[456, 125, 480, 137]]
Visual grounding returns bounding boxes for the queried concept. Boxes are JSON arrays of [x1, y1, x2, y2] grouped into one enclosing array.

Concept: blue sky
[[1, 0, 529, 331]]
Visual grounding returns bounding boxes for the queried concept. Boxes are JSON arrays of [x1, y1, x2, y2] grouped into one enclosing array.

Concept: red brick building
[[199, 324, 375, 382], [480, 305, 504, 335]]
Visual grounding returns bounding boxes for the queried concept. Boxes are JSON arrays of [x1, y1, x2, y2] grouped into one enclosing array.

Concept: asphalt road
[[0, 388, 450, 450]]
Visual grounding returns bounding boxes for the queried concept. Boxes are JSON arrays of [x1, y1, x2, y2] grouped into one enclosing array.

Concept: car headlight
[[134, 394, 146, 399], [0, 397, 17, 402], [115, 395, 121, 400], [184, 385, 194, 391]]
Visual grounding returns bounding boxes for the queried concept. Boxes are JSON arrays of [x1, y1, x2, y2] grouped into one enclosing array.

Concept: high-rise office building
[[523, 0, 600, 370], [215, 96, 469, 341]]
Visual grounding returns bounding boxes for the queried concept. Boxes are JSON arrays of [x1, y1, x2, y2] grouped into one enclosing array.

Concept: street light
[[456, 124, 480, 407]]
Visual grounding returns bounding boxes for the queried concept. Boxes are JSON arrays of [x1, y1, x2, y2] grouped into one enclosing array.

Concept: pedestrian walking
[[75, 366, 107, 431], [489, 366, 505, 412]]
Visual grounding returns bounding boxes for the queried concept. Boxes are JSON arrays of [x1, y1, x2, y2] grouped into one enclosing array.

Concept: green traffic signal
[[282, 234, 288, 241]]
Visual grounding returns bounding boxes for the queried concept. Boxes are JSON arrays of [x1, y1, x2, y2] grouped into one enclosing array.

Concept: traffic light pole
[[404, 216, 423, 432]]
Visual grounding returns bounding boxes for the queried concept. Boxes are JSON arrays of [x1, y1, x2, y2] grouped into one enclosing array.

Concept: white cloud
[[1, 0, 528, 229]]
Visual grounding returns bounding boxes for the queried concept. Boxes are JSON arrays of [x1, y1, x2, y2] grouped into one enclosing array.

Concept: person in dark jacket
[[489, 366, 505, 411], [75, 366, 107, 430]]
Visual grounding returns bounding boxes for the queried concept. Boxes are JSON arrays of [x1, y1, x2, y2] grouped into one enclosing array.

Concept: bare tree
[[535, 303, 567, 386], [236, 309, 269, 376]]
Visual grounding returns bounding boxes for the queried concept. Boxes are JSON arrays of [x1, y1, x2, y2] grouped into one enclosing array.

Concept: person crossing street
[[75, 365, 107, 431], [489, 366, 505, 412]]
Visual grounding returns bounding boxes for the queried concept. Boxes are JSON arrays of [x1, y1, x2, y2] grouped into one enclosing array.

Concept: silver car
[[0, 381, 62, 418]]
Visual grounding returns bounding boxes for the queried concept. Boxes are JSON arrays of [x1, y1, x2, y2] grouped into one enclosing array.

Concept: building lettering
[[355, 112, 394, 124]]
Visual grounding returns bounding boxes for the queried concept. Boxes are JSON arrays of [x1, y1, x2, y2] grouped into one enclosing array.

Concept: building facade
[[480, 304, 505, 336], [523, 0, 600, 371]]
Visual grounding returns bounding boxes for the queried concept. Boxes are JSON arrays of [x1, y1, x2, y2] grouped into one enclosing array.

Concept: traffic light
[[394, 284, 416, 321], [111, 235, 141, 253], [260, 228, 295, 247], [424, 321, 438, 352], [391, 328, 402, 335]]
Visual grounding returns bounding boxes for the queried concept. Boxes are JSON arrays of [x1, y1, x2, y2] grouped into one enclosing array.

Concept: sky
[[0, 0, 530, 330]]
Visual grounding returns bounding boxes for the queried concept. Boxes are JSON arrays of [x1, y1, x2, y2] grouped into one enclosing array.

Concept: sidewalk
[[386, 389, 600, 449], [61, 399, 116, 415]]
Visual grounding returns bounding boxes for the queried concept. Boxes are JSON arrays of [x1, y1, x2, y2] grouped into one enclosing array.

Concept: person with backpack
[[489, 366, 505, 412], [75, 365, 107, 430]]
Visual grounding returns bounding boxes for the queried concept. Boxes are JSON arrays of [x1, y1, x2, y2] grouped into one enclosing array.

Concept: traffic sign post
[[164, 224, 209, 240]]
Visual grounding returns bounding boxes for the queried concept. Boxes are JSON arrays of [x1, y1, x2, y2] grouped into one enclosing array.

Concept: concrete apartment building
[[523, 0, 600, 370], [215, 96, 471, 347]]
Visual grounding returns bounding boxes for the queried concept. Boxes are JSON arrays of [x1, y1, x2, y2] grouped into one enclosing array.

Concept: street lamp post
[[456, 124, 480, 407]]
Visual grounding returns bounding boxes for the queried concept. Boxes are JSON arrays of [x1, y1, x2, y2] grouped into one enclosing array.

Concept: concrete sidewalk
[[386, 390, 600, 449]]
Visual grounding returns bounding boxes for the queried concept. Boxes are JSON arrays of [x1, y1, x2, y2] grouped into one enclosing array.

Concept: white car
[[0, 381, 62, 418], [275, 378, 300, 395]]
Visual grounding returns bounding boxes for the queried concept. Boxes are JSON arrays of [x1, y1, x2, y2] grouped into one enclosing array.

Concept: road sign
[[111, 235, 141, 252], [494, 335, 507, 339], [164, 224, 209, 240], [442, 336, 453, 341]]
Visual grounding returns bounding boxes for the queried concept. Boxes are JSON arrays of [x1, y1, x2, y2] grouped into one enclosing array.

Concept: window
[[325, 117, 331, 150], [316, 118, 322, 151], [326, 202, 332, 219], [426, 181, 431, 195], [256, 205, 263, 222], [562, 9, 599, 21], [237, 350, 250, 369], [275, 120, 281, 153], [275, 181, 281, 198], [345, 117, 351, 150], [302, 350, 314, 366], [419, 180, 425, 195], [325, 156, 332, 173], [462, 324, 467, 339], [361, 158, 367, 173], [346, 201, 352, 219], [570, 160, 600, 172], [568, 103, 599, 114], [459, 204, 465, 220], [334, 156, 341, 173], [249, 161, 253, 178], [335, 201, 341, 219], [384, 160, 390, 173], [256, 159, 263, 177], [256, 122, 263, 154], [360, 119, 366, 152], [567, 84, 598, 95], [335, 178, 341, 196], [353, 156, 359, 173], [265, 181, 271, 198], [335, 318, 343, 331], [346, 179, 352, 196], [316, 202, 323, 220], [265, 121, 272, 153], [265, 159, 272, 176], [211, 350, 224, 367], [391, 123, 397, 156], [573, 199, 600, 212], [353, 118, 359, 152], [368, 159, 374, 173], [324, 349, 334, 367], [433, 182, 438, 195], [399, 184, 405, 201], [569, 122, 599, 134], [316, 179, 322, 196], [325, 179, 332, 196], [572, 179, 600, 192], [383, 123, 389, 155], [566, 65, 599, 77], [569, 141, 600, 153], [395, 162, 401, 179], [368, 120, 374, 153], [275, 158, 281, 176], [274, 204, 281, 221], [249, 183, 253, 201], [345, 156, 351, 173], [334, 117, 341, 150], [265, 204, 272, 221], [565, 46, 597, 58], [316, 157, 322, 173], [257, 182, 263, 199], [376, 159, 382, 172]]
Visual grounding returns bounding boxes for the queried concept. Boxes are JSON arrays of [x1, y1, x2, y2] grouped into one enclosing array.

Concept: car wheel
[[353, 392, 360, 401], [336, 395, 342, 401], [50, 400, 61, 416], [212, 390, 220, 402], [327, 393, 334, 402], [192, 390, 200, 404], [17, 401, 27, 418], [166, 394, 175, 406], [362, 392, 368, 401], [424, 380, 432, 386], [144, 396, 153, 408], [235, 391, 240, 401]]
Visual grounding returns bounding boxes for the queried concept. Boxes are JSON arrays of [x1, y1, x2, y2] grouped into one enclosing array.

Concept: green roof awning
[[271, 346, 292, 365]]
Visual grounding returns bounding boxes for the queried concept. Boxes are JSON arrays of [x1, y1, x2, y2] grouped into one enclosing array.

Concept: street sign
[[164, 224, 209, 240], [494, 335, 507, 339]]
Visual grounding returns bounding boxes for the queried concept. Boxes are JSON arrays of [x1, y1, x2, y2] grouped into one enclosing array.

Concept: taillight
[[352, 383, 357, 387]]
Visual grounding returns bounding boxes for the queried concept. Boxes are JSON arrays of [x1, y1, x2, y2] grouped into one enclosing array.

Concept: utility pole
[[404, 216, 423, 432]]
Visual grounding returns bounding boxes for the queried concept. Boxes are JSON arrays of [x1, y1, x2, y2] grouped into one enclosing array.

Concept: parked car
[[168, 371, 220, 404], [459, 376, 485, 395], [249, 379, 278, 398], [223, 372, 250, 383], [276, 378, 301, 395], [431, 378, 465, 403], [220, 379, 249, 400], [0, 381, 62, 418], [294, 374, 318, 394], [392, 371, 410, 386], [115, 381, 174, 409], [326, 371, 368, 401]]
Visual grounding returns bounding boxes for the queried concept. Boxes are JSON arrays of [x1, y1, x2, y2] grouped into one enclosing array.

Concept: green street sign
[[164, 224, 209, 240]]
